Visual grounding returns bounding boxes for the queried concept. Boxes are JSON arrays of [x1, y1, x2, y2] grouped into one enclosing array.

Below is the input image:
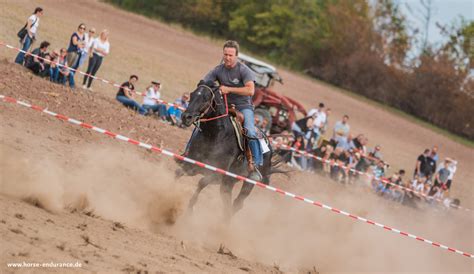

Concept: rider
[[187, 40, 263, 181]]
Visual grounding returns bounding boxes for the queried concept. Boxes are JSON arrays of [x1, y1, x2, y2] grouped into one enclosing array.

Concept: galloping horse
[[178, 80, 274, 218]]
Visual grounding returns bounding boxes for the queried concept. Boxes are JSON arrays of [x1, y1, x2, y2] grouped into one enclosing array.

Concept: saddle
[[229, 105, 256, 172]]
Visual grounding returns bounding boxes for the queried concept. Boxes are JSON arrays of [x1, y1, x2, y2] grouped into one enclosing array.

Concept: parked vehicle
[[239, 53, 307, 133]]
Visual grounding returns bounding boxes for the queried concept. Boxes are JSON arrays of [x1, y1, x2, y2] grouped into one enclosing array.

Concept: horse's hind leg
[[232, 181, 255, 215], [220, 176, 235, 221], [188, 174, 219, 212]]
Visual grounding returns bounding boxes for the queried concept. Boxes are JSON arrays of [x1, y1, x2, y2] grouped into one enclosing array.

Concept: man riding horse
[[184, 40, 263, 181]]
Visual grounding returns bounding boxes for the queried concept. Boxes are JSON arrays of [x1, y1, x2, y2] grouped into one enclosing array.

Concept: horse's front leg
[[233, 181, 255, 215], [188, 173, 220, 212], [220, 176, 235, 221]]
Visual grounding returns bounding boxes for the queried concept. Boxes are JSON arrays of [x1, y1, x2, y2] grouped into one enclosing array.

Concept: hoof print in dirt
[[56, 242, 66, 251], [76, 223, 87, 231], [112, 222, 125, 231], [239, 266, 251, 272], [14, 213, 25, 220], [217, 244, 237, 259], [9, 228, 25, 235]]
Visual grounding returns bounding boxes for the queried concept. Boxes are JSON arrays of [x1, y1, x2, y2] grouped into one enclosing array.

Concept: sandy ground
[[0, 0, 473, 273]]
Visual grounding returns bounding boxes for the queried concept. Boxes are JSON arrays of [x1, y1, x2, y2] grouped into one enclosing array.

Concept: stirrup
[[248, 166, 262, 181]]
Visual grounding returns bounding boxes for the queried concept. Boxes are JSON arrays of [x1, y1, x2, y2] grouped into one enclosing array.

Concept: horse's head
[[181, 80, 220, 127]]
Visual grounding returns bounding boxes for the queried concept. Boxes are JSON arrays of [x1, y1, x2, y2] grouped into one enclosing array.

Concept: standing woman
[[15, 7, 43, 65], [77, 27, 96, 69], [82, 29, 110, 90], [66, 23, 87, 69]]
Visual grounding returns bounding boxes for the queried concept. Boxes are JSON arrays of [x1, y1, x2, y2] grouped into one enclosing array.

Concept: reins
[[197, 85, 228, 123]]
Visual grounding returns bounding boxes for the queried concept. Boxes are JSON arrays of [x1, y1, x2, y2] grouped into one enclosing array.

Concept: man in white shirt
[[332, 114, 350, 145], [15, 7, 43, 65]]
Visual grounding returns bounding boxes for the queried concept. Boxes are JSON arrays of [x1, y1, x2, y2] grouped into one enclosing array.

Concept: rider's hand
[[219, 86, 230, 94]]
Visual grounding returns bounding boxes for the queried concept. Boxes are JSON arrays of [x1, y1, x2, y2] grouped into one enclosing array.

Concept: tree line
[[107, 0, 474, 140]]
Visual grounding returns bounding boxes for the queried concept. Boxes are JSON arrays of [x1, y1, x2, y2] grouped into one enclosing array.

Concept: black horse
[[179, 80, 275, 218]]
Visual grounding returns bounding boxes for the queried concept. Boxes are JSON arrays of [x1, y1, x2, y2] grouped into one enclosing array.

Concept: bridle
[[194, 85, 228, 123]]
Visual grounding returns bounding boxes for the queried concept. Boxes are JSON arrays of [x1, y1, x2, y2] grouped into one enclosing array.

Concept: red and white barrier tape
[[1, 94, 472, 259], [0, 41, 186, 111], [272, 141, 472, 212]]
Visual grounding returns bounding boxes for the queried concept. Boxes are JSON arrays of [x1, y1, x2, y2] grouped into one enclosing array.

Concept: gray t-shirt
[[438, 168, 450, 183], [203, 62, 255, 109]]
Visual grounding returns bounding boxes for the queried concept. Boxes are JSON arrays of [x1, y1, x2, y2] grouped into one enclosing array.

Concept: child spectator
[[167, 93, 190, 127], [142, 81, 167, 120], [78, 27, 96, 68], [56, 48, 75, 88], [82, 29, 110, 90], [15, 7, 43, 65], [116, 75, 147, 115], [24, 41, 49, 75]]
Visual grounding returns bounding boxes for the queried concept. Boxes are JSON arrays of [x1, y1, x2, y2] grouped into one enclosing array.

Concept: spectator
[[414, 149, 431, 178], [116, 75, 147, 115], [142, 81, 167, 120], [55, 48, 75, 87], [66, 23, 87, 69], [445, 158, 457, 194], [332, 114, 350, 145], [82, 29, 110, 90], [433, 160, 450, 190], [48, 49, 59, 82], [15, 7, 43, 65], [167, 93, 190, 127], [430, 145, 439, 163], [321, 108, 331, 135], [24, 41, 49, 76], [307, 103, 326, 150], [426, 149, 437, 179], [291, 115, 314, 139], [368, 144, 383, 161], [78, 27, 96, 68], [371, 160, 386, 190]]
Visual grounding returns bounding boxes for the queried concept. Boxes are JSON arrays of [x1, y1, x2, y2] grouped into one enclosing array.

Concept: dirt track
[[1, 0, 473, 273]]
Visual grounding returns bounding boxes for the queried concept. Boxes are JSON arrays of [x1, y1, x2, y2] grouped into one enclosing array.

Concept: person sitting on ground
[[167, 92, 190, 127], [56, 48, 75, 87], [24, 40, 50, 75], [371, 159, 386, 190], [142, 80, 167, 120], [116, 75, 147, 115], [48, 49, 59, 82]]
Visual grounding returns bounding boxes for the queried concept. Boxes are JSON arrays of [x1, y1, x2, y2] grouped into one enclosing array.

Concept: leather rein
[[196, 85, 228, 123]]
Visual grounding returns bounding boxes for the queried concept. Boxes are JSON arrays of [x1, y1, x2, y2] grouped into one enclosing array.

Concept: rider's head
[[223, 40, 239, 69]]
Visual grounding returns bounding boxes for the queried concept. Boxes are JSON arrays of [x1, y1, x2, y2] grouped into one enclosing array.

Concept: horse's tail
[[268, 152, 292, 177]]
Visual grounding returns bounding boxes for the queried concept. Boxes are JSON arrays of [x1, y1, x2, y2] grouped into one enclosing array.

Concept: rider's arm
[[220, 80, 254, 96]]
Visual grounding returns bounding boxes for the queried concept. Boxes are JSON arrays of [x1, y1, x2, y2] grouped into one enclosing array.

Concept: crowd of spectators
[[14, 7, 189, 128], [272, 102, 460, 210]]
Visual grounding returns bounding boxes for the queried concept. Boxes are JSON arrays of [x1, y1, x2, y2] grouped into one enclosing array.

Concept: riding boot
[[247, 139, 263, 181]]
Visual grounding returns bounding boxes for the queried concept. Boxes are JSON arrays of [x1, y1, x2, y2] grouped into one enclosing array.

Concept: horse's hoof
[[175, 169, 185, 178]]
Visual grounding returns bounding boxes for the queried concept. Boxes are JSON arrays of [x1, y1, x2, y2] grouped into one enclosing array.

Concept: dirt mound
[[0, 0, 473, 272]]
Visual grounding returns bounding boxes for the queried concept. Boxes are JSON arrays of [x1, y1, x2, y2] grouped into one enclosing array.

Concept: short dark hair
[[34, 7, 43, 14], [223, 40, 239, 55], [343, 114, 349, 119], [39, 41, 50, 49], [399, 169, 406, 175], [319, 102, 325, 108], [423, 148, 430, 154], [130, 75, 139, 80]]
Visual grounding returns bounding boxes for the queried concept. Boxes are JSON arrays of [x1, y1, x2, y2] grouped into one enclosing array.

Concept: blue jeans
[[241, 108, 262, 166], [50, 67, 59, 82], [143, 104, 167, 117], [15, 35, 32, 65], [60, 71, 75, 88], [116, 95, 147, 115]]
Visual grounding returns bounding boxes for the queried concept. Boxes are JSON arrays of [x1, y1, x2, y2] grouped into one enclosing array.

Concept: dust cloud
[[0, 144, 184, 230]]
